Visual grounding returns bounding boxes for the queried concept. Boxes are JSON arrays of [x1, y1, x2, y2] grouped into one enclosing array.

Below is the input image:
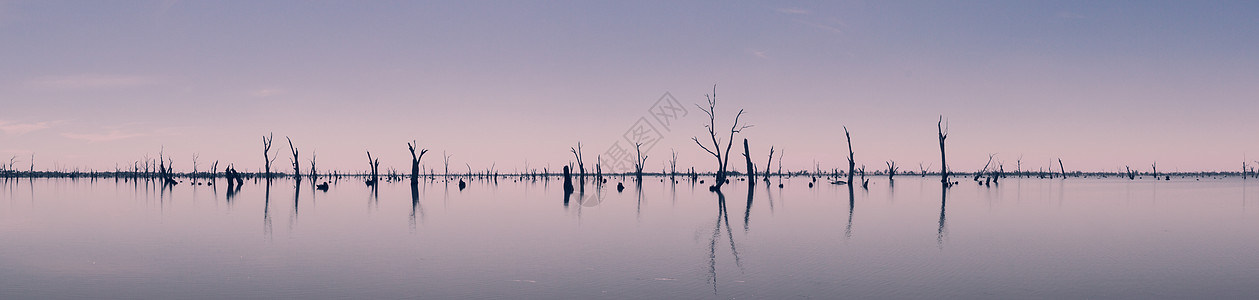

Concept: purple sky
[[2, 1, 1258, 174]]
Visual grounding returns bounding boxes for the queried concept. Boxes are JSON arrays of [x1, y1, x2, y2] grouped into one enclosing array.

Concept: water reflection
[[290, 178, 301, 227], [846, 185, 854, 238], [368, 178, 380, 211], [410, 182, 424, 229], [743, 183, 753, 232], [563, 184, 572, 209], [264, 179, 273, 238], [636, 181, 645, 220], [765, 182, 776, 214], [938, 183, 948, 247], [707, 190, 743, 294], [224, 178, 241, 206], [9, 177, 1257, 299]]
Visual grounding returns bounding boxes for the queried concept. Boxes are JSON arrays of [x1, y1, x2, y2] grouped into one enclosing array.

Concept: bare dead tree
[[211, 160, 218, 177], [1016, 156, 1023, 178], [995, 161, 1004, 183], [192, 153, 199, 177], [263, 133, 276, 178], [634, 142, 648, 182], [1058, 159, 1066, 179], [309, 152, 318, 181], [938, 116, 950, 186], [764, 146, 775, 182], [858, 165, 868, 189], [570, 142, 585, 180], [158, 147, 167, 179], [563, 165, 574, 192], [692, 85, 751, 191], [777, 149, 784, 178], [286, 137, 300, 180], [367, 150, 381, 185], [408, 140, 428, 183], [742, 139, 755, 184], [1125, 165, 1135, 180], [1151, 161, 1158, 180], [975, 154, 995, 181], [845, 127, 855, 185], [670, 149, 678, 179], [443, 151, 451, 177], [886, 161, 898, 181]]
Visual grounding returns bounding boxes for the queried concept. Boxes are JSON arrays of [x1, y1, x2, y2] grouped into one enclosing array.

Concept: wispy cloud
[[795, 19, 844, 34], [776, 8, 810, 15], [749, 50, 768, 58], [0, 120, 54, 135], [24, 74, 158, 89], [60, 125, 178, 143], [251, 88, 287, 97], [61, 130, 150, 142]]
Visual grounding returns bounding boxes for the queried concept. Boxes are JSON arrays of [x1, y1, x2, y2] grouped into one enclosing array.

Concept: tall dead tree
[[158, 148, 167, 180], [309, 152, 318, 181], [570, 142, 585, 180], [669, 150, 678, 179], [763, 146, 775, 182], [634, 142, 648, 182], [886, 161, 898, 180], [367, 151, 381, 185], [192, 153, 199, 177], [1058, 159, 1066, 179], [975, 154, 995, 181], [287, 137, 300, 180], [742, 139, 755, 184], [692, 85, 751, 191], [262, 133, 276, 178], [1151, 161, 1158, 180], [845, 127, 855, 185], [776, 150, 784, 178], [443, 151, 451, 177], [408, 140, 428, 183], [938, 116, 949, 186], [563, 165, 574, 193], [1016, 156, 1023, 178]]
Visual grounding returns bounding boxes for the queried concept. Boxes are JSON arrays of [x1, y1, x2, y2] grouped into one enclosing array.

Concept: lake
[[3, 175, 1259, 299]]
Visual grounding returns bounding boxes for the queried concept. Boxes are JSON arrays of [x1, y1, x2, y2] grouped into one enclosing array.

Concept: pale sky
[[2, 1, 1257, 174]]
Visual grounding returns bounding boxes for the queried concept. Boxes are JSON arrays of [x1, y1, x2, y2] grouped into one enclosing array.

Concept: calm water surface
[[3, 176, 1259, 299]]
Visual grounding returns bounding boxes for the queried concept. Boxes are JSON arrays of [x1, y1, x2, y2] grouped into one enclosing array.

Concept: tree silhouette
[[570, 142, 585, 180], [845, 127, 855, 185], [938, 116, 950, 186], [692, 86, 751, 191], [367, 150, 381, 185], [286, 137, 300, 180], [742, 139, 755, 184], [408, 140, 428, 183], [262, 133, 276, 178], [634, 142, 648, 182]]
